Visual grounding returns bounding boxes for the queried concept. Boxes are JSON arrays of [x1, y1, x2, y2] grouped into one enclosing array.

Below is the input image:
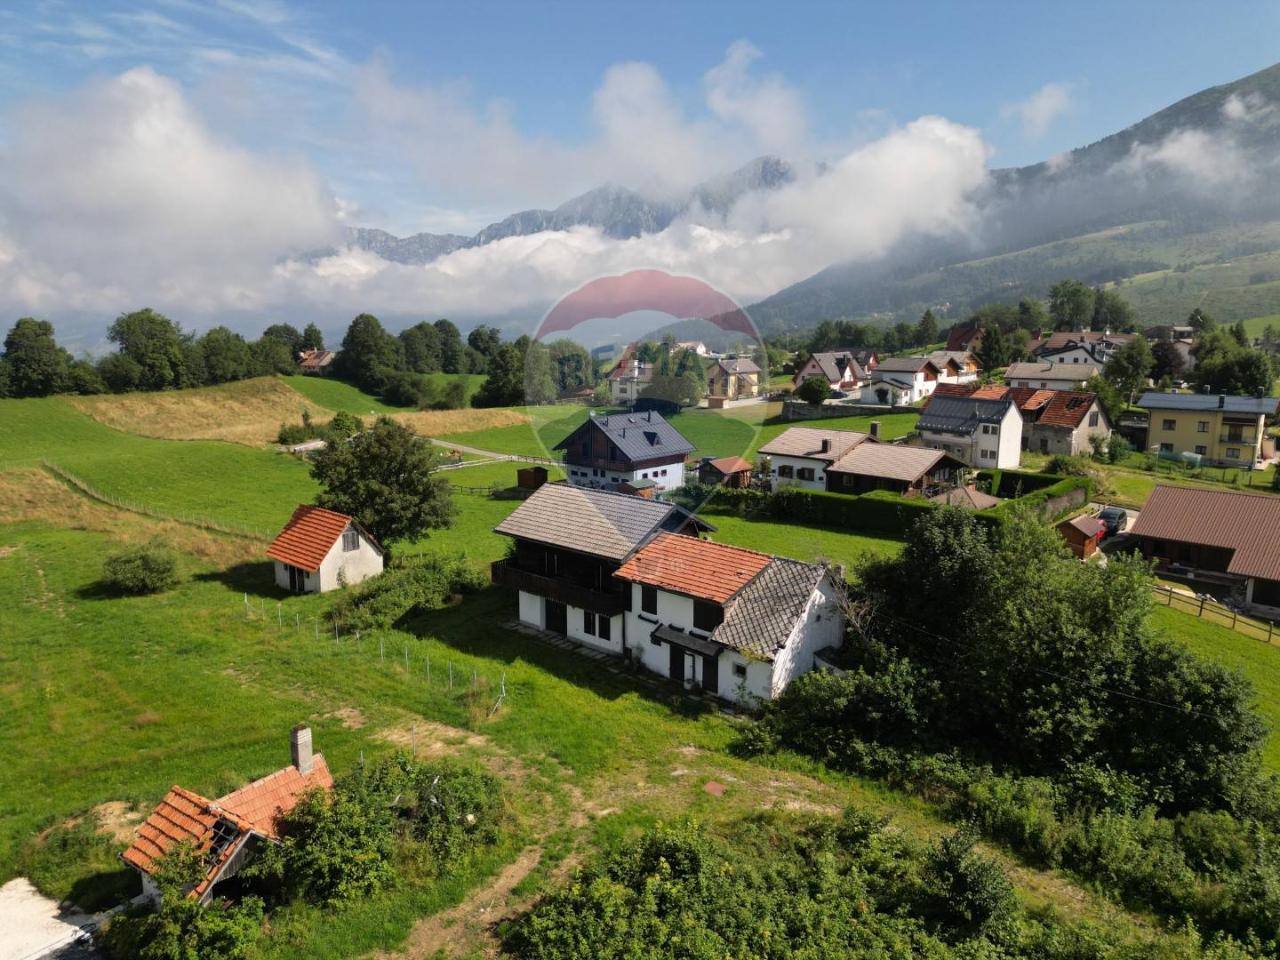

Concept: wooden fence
[[1153, 584, 1280, 645]]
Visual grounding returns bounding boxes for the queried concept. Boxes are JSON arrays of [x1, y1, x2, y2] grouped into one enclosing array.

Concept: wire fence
[[1153, 584, 1280, 646], [41, 460, 274, 541], [240, 593, 509, 719]]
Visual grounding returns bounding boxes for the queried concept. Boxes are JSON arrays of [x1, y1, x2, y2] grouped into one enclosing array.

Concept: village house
[[1130, 485, 1280, 615], [267, 505, 384, 593], [945, 324, 984, 354], [791, 350, 868, 393], [706, 356, 762, 400], [933, 383, 1110, 456], [758, 426, 876, 491], [297, 348, 335, 375], [555, 409, 694, 491], [606, 346, 655, 403], [825, 443, 966, 497], [697, 455, 754, 488], [614, 533, 845, 703], [675, 340, 710, 356], [1030, 331, 1136, 366], [122, 727, 332, 904], [1138, 391, 1277, 466], [492, 483, 710, 654], [1057, 514, 1106, 560], [928, 350, 981, 382], [864, 356, 944, 403], [1004, 360, 1101, 391], [916, 393, 1023, 468]]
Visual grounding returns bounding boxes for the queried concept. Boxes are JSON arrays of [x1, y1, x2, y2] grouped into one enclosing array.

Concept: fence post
[[404, 644, 409, 674], [1166, 587, 1173, 606], [277, 604, 282, 628], [1199, 595, 1206, 618], [1269, 620, 1274, 645], [1232, 608, 1239, 630], [426, 656, 431, 684]]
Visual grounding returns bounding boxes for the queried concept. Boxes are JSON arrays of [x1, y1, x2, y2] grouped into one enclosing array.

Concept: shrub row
[[327, 554, 487, 631]]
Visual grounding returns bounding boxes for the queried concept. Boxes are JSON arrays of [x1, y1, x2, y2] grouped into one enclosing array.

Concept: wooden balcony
[[490, 559, 627, 616]]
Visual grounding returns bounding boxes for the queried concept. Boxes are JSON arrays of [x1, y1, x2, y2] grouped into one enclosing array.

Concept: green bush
[[329, 553, 486, 630], [923, 828, 1016, 938], [101, 543, 178, 595]]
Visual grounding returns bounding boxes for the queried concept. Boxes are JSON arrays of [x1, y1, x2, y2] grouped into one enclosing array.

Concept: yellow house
[[1138, 391, 1277, 467], [706, 357, 761, 400]]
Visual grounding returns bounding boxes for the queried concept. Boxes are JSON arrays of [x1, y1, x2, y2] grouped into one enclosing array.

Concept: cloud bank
[[1000, 82, 1074, 138]]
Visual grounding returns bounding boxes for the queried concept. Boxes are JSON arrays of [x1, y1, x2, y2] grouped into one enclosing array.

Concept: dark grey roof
[[493, 483, 708, 562], [714, 357, 761, 375], [1138, 391, 1277, 415], [917, 395, 1015, 436], [711, 557, 827, 661], [806, 351, 865, 383], [554, 410, 694, 462], [875, 356, 938, 373]]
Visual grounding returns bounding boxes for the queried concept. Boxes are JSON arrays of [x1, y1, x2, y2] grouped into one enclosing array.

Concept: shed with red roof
[[267, 504, 384, 593]]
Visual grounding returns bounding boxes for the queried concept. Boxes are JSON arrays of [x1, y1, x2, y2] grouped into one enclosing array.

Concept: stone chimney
[[1219, 394, 1226, 409], [869, 420, 881, 440], [819, 438, 831, 453], [291, 724, 314, 775]]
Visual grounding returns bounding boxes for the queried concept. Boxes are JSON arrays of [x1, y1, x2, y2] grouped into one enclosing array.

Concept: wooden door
[[669, 644, 683, 683]]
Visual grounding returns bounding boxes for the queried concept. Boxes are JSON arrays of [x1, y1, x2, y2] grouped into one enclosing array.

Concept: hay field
[[70, 378, 326, 446]]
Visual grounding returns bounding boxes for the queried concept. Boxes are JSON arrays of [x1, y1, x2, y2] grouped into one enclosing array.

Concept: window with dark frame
[[598, 616, 611, 641], [733, 662, 747, 679], [583, 610, 596, 636], [641, 584, 657, 614], [693, 599, 723, 632], [342, 528, 359, 552]]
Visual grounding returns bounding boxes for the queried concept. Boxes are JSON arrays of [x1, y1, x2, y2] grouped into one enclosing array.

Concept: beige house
[[267, 505, 385, 593], [1138, 391, 1277, 466], [707, 357, 761, 399]]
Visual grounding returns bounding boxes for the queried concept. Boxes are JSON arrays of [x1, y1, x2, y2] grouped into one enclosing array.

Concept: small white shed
[[266, 504, 384, 593]]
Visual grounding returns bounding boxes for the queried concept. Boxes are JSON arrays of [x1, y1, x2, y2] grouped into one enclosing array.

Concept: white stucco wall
[[273, 524, 382, 594], [624, 580, 844, 704], [518, 590, 543, 627], [768, 454, 829, 491], [317, 527, 384, 592], [994, 404, 1024, 468], [767, 578, 845, 698], [1009, 376, 1089, 391], [565, 460, 685, 492]]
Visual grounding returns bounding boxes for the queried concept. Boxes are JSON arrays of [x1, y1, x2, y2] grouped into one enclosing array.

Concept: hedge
[[977, 468, 1066, 499], [699, 473, 1090, 540]]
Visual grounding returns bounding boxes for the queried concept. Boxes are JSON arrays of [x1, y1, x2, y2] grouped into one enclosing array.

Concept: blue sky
[[3, 0, 1277, 234]]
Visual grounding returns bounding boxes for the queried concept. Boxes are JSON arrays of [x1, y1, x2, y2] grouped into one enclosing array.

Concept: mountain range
[[343, 63, 1280, 342]]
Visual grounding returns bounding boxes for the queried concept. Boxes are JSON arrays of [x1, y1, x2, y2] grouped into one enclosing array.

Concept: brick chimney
[[291, 724, 314, 775], [819, 438, 831, 453]]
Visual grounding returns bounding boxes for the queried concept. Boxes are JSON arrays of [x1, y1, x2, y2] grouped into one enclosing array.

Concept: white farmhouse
[[615, 533, 845, 704], [758, 426, 874, 491], [267, 504, 385, 593], [916, 393, 1023, 469]]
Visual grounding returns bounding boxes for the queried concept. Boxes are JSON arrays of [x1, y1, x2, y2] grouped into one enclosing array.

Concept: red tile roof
[[930, 382, 976, 399], [121, 786, 249, 898], [1131, 485, 1280, 582], [614, 532, 772, 603], [217, 757, 333, 839], [970, 384, 1010, 401], [704, 456, 753, 475], [267, 505, 358, 572]]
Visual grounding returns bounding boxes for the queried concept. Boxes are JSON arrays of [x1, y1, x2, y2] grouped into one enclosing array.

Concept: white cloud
[[0, 56, 992, 340], [703, 40, 808, 157], [0, 66, 339, 316], [1116, 127, 1252, 189], [1000, 82, 1074, 138], [1222, 91, 1274, 125]]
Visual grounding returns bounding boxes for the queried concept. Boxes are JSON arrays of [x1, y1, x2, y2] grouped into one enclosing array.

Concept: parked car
[[1098, 506, 1128, 537]]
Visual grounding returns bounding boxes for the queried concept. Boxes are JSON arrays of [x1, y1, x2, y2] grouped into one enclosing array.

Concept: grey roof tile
[[712, 558, 828, 661]]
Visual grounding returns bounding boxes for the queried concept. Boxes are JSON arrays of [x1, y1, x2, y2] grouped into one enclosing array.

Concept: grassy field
[[284, 373, 487, 413], [0, 396, 317, 534], [705, 511, 903, 571], [0, 387, 1263, 957], [1152, 604, 1280, 771]]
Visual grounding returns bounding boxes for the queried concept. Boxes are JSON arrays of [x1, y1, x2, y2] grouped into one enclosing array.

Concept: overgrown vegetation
[[737, 507, 1280, 947], [506, 813, 1253, 960], [103, 757, 505, 959], [101, 542, 179, 595], [328, 553, 487, 630]]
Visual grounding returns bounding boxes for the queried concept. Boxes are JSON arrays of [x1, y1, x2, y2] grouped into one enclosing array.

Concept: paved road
[[0, 878, 103, 960]]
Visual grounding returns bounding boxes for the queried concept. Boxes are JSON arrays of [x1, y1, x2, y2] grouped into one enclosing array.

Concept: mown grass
[[1152, 604, 1280, 771], [282, 376, 408, 414], [704, 511, 904, 571], [0, 397, 317, 534]]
